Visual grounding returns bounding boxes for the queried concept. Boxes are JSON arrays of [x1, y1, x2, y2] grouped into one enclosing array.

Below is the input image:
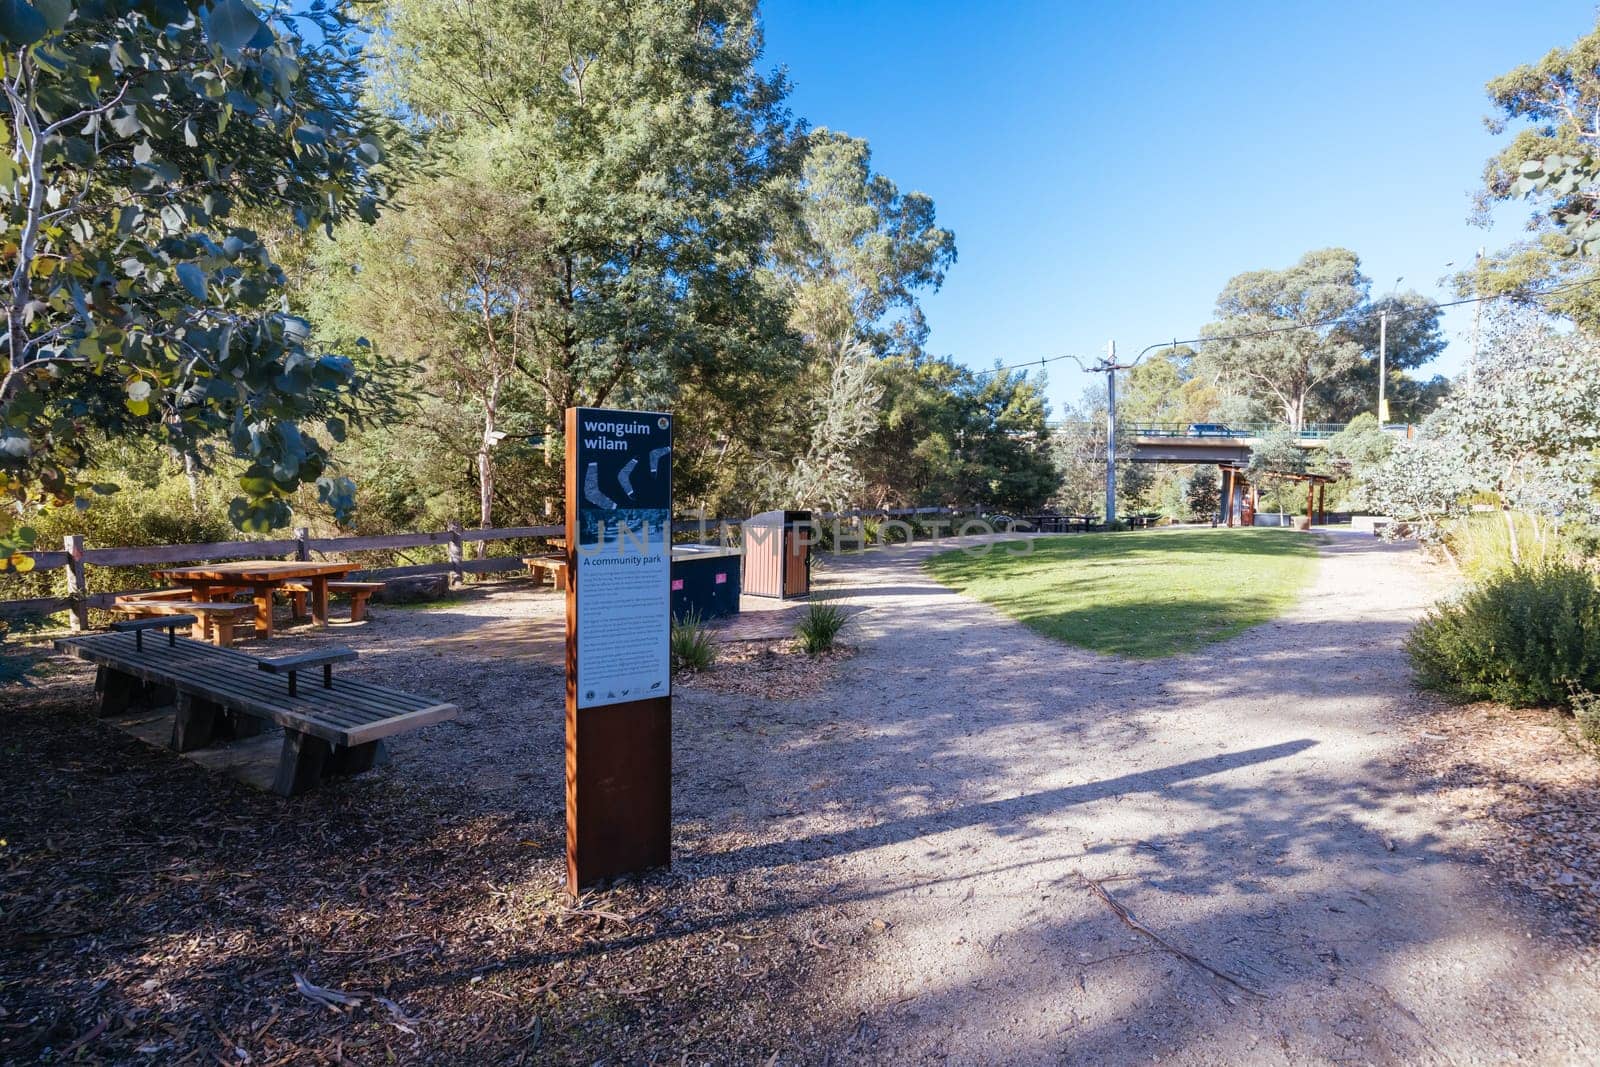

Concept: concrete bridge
[[1049, 422, 1411, 464]]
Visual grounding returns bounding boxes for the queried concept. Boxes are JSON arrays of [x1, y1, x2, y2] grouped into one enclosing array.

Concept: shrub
[[1442, 511, 1576, 581], [1573, 689, 1600, 747], [670, 609, 716, 672], [796, 599, 850, 655], [1406, 562, 1600, 707]]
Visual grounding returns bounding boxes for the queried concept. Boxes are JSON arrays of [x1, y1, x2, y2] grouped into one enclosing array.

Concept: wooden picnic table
[[154, 561, 358, 639]]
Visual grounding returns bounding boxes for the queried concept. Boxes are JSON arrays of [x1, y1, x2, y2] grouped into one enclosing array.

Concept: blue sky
[[761, 0, 1597, 414]]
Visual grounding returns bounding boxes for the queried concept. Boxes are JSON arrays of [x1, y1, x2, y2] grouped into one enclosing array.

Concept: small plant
[[796, 599, 850, 655], [670, 609, 716, 672], [1572, 689, 1600, 748], [1406, 562, 1600, 707]]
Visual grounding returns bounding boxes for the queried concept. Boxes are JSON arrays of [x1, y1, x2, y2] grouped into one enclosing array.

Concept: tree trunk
[[478, 393, 499, 561], [544, 422, 559, 518], [182, 452, 202, 512]]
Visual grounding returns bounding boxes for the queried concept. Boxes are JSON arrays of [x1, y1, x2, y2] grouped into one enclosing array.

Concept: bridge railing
[[1121, 422, 1349, 440]]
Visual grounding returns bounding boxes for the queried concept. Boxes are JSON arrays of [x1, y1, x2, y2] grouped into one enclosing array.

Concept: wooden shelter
[[1217, 464, 1335, 527]]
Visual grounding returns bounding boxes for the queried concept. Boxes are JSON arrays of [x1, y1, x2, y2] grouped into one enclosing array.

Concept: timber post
[[446, 522, 464, 587], [63, 534, 88, 632]]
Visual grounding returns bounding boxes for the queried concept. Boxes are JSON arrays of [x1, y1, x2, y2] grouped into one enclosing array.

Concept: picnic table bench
[[523, 555, 568, 590], [55, 624, 457, 796], [112, 595, 257, 647], [283, 580, 387, 623]]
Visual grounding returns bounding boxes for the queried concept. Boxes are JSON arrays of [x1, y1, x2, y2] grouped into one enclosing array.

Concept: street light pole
[[1104, 339, 1117, 524], [1376, 276, 1402, 427], [1377, 310, 1387, 426]]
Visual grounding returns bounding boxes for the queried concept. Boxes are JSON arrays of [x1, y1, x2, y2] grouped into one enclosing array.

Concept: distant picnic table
[[154, 560, 359, 639], [1023, 514, 1098, 533]]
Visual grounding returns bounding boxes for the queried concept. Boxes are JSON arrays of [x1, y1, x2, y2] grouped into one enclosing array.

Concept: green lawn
[[925, 528, 1322, 658]]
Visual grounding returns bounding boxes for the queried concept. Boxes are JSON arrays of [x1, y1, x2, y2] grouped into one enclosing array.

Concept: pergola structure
[[1217, 464, 1336, 528]]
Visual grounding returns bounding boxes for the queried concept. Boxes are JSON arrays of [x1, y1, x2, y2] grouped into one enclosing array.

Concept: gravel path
[[110, 528, 1600, 1062], [671, 529, 1600, 1063]]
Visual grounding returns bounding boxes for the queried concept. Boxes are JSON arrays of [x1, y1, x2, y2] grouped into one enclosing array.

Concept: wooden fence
[[0, 506, 959, 629]]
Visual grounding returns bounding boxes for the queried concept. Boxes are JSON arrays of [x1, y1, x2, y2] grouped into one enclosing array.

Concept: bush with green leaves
[[1406, 563, 1600, 707], [1571, 689, 1600, 747], [796, 599, 850, 655], [0, 0, 392, 569], [670, 609, 716, 672]]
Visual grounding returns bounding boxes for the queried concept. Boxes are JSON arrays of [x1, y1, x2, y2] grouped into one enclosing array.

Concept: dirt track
[[8, 528, 1600, 1063], [671, 529, 1600, 1063]]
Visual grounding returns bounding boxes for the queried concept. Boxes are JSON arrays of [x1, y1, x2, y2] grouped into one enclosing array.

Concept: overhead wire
[[979, 272, 1600, 377]]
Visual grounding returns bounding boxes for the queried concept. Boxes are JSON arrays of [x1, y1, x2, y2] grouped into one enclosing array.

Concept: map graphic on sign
[[572, 408, 672, 710]]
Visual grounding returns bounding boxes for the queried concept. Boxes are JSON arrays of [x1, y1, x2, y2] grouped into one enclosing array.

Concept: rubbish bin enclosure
[[670, 544, 742, 620], [741, 509, 811, 599]]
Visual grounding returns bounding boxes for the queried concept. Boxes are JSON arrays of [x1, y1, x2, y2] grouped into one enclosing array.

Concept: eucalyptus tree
[[362, 0, 804, 433], [767, 128, 955, 504], [1198, 249, 1368, 433], [308, 157, 550, 534], [1320, 291, 1448, 422], [1463, 19, 1600, 324], [858, 357, 1054, 513], [0, 0, 389, 568], [1049, 384, 1145, 517], [782, 339, 882, 512], [774, 128, 956, 358], [1365, 318, 1600, 559]]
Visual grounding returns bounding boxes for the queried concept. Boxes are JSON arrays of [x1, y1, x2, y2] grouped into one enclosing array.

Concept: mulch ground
[[0, 674, 857, 1065], [1399, 695, 1600, 946], [676, 639, 855, 701]]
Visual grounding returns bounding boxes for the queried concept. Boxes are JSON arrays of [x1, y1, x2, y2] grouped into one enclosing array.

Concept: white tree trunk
[[477, 385, 501, 561]]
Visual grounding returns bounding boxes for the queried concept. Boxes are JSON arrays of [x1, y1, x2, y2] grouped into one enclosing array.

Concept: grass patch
[[670, 608, 717, 671], [925, 528, 1321, 658]]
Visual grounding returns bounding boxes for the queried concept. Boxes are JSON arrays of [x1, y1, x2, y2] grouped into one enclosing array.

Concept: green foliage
[[0, 0, 392, 567], [780, 339, 884, 512], [1323, 413, 1392, 473], [1572, 688, 1600, 747], [1471, 21, 1600, 323], [1116, 346, 1224, 426], [1407, 563, 1600, 708], [1317, 293, 1448, 423], [795, 598, 850, 655], [1161, 465, 1220, 522], [1363, 320, 1600, 554], [1200, 249, 1369, 431], [670, 609, 716, 672], [775, 128, 956, 357], [1442, 511, 1582, 581], [1197, 251, 1445, 429], [859, 357, 1056, 513], [0, 440, 235, 607], [365, 0, 803, 417], [926, 528, 1321, 659]]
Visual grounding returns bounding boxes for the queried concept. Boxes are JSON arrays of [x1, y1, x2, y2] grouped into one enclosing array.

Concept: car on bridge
[[1186, 422, 1238, 437]]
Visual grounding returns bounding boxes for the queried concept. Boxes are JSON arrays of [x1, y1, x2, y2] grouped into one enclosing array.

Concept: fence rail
[[1, 507, 963, 627]]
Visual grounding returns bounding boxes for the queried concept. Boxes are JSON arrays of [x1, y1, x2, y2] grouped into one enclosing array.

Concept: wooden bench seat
[[54, 631, 457, 795], [112, 597, 258, 647], [283, 579, 387, 623], [119, 587, 204, 603], [522, 555, 568, 591]]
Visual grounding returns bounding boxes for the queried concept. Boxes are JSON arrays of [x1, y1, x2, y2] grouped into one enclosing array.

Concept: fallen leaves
[[1401, 698, 1600, 944]]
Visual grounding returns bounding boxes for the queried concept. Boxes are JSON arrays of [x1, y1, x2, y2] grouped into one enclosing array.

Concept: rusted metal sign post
[[564, 407, 673, 893]]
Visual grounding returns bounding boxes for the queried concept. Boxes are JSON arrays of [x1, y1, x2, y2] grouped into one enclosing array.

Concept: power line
[[981, 273, 1600, 378]]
